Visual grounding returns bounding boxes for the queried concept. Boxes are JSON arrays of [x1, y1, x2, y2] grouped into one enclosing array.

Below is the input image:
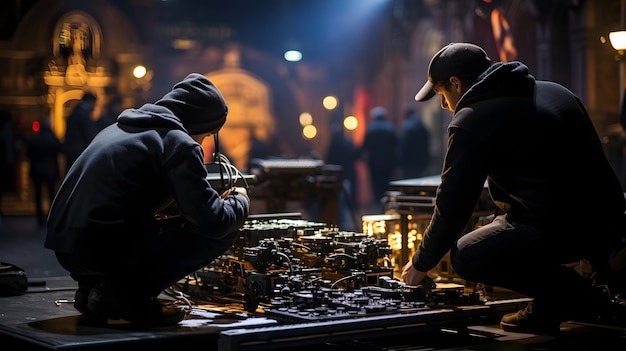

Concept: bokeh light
[[284, 50, 303, 62], [323, 95, 338, 110], [302, 124, 317, 139], [299, 112, 313, 126], [344, 115, 358, 131], [31, 120, 40, 132], [133, 65, 147, 79]]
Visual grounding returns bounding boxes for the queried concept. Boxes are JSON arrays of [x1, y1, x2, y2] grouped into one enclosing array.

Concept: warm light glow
[[302, 124, 317, 139], [299, 112, 313, 126], [361, 213, 422, 278], [344, 115, 358, 131], [172, 39, 198, 50], [133, 65, 147, 79], [323, 95, 338, 110], [362, 214, 399, 237], [610, 31, 626, 51]]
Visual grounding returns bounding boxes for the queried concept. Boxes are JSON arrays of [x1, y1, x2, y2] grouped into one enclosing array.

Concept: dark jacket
[[360, 117, 398, 170], [26, 121, 62, 181], [45, 103, 249, 255], [63, 101, 97, 169], [413, 61, 626, 272], [400, 113, 430, 178], [327, 129, 358, 187]]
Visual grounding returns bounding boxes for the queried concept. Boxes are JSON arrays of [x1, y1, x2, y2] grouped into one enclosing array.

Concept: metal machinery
[[173, 169, 513, 350], [180, 216, 485, 320], [365, 175, 498, 282], [171, 215, 514, 351], [246, 158, 343, 226]]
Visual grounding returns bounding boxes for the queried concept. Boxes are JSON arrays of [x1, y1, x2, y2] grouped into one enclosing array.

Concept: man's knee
[[450, 250, 481, 282]]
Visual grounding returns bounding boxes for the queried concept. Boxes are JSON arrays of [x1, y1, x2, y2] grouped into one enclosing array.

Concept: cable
[[328, 253, 357, 261], [275, 251, 294, 273], [208, 132, 250, 193], [330, 274, 362, 289], [290, 242, 312, 251]]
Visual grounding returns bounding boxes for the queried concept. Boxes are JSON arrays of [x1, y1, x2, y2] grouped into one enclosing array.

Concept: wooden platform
[[0, 277, 277, 351], [1, 277, 626, 351]]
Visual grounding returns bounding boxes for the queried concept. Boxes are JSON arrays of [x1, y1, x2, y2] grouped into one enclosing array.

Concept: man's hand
[[233, 187, 248, 197], [221, 187, 248, 199], [401, 261, 428, 286]]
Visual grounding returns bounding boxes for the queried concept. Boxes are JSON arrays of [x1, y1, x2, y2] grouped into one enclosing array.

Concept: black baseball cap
[[414, 42, 492, 101]]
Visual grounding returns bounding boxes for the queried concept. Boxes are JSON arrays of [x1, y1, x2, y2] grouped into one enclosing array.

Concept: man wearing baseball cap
[[46, 73, 250, 326], [402, 42, 626, 334]]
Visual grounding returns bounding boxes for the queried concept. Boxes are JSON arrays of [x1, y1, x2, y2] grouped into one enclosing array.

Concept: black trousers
[[450, 214, 625, 316], [32, 175, 57, 221], [56, 222, 239, 297]]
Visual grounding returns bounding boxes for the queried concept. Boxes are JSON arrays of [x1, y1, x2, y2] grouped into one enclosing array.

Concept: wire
[[275, 251, 294, 273], [328, 253, 357, 261], [208, 132, 250, 192], [330, 274, 362, 289], [290, 242, 312, 251]]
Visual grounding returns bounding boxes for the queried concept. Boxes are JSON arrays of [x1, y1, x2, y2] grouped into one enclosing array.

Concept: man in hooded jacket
[[401, 42, 626, 335], [46, 73, 249, 327]]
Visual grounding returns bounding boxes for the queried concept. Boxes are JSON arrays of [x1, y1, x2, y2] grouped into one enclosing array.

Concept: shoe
[[74, 287, 89, 313], [500, 302, 561, 335], [73, 276, 102, 313], [74, 279, 108, 326], [87, 282, 185, 327]]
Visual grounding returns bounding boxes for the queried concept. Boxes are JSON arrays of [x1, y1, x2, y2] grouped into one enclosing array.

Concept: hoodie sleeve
[[412, 123, 487, 272], [165, 143, 249, 240]]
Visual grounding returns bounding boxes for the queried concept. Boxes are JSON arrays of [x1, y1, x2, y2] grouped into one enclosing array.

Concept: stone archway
[[43, 11, 111, 140], [205, 48, 276, 172]]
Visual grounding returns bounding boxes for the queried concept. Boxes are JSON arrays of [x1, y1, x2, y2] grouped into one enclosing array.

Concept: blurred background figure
[[63, 92, 97, 172], [246, 126, 270, 173], [0, 109, 16, 223], [399, 106, 430, 179], [326, 120, 359, 230], [26, 115, 62, 226], [360, 106, 398, 213], [95, 94, 122, 134]]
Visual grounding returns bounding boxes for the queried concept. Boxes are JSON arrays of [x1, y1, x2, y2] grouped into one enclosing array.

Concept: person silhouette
[[246, 127, 270, 173], [359, 106, 398, 212], [95, 95, 122, 134], [402, 42, 626, 335], [326, 119, 359, 229], [45, 73, 249, 327], [0, 109, 16, 222], [63, 92, 97, 172], [26, 115, 62, 226], [399, 106, 430, 179]]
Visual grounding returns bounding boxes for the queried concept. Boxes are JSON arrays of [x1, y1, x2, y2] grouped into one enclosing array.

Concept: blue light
[[284, 50, 303, 62]]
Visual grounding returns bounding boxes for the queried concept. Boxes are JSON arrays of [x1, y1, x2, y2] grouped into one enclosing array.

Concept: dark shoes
[[500, 292, 626, 334], [74, 285, 91, 313], [77, 281, 185, 327], [500, 302, 561, 335], [73, 277, 100, 313]]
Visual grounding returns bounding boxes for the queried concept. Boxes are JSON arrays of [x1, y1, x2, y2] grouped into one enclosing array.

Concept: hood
[[456, 61, 536, 112], [116, 103, 186, 132]]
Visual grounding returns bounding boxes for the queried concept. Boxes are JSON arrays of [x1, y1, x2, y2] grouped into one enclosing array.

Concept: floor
[[1, 213, 626, 350]]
